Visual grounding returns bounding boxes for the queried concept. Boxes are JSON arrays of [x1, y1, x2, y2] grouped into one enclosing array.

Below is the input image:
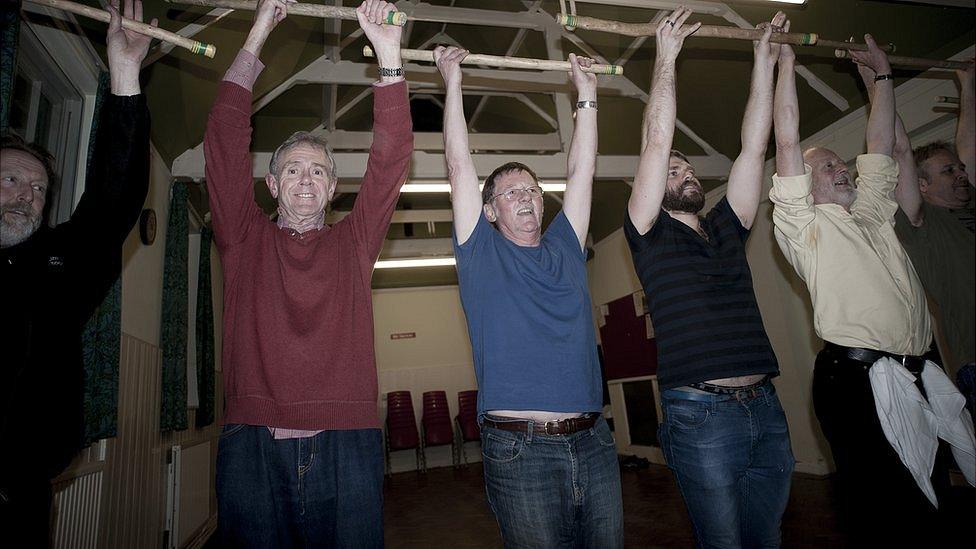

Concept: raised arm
[[346, 0, 411, 261], [769, 34, 816, 260], [204, 0, 293, 250], [773, 27, 803, 178], [726, 11, 784, 230], [434, 46, 482, 245], [858, 63, 923, 225], [957, 59, 975, 187], [63, 0, 152, 317], [66, 0, 152, 242], [849, 35, 895, 156], [628, 7, 700, 234], [563, 54, 598, 248]]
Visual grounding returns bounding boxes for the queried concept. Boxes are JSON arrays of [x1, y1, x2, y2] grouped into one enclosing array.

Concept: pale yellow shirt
[[769, 154, 932, 356]]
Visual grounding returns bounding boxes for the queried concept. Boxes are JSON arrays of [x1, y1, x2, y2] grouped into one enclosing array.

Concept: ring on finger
[[667, 20, 675, 27]]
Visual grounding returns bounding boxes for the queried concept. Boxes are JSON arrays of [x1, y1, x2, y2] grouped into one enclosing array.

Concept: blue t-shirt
[[454, 211, 603, 415]]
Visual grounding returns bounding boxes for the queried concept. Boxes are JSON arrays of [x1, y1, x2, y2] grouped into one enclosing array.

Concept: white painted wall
[[372, 286, 481, 472]]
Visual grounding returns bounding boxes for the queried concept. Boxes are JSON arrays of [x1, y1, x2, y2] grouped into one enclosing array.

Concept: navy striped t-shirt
[[624, 197, 778, 390]]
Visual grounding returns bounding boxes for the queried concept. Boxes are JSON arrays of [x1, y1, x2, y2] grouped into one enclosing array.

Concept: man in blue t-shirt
[[434, 46, 622, 547], [624, 9, 795, 547]]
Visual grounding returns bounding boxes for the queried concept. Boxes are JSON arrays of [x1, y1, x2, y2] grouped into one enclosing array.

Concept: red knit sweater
[[204, 80, 412, 430]]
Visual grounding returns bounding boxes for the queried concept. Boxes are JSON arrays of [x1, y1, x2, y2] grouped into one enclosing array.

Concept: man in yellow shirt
[[768, 35, 964, 545]]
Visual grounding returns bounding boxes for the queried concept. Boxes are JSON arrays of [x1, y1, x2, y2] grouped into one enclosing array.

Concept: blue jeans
[[480, 415, 623, 548], [216, 425, 384, 548], [659, 381, 794, 549]]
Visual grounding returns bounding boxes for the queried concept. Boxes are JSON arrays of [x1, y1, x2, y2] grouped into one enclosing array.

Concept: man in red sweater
[[203, 0, 411, 546]]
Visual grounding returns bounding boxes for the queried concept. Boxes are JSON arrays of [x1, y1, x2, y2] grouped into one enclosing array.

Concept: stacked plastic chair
[[385, 391, 422, 474], [421, 390, 458, 467], [454, 390, 480, 466]]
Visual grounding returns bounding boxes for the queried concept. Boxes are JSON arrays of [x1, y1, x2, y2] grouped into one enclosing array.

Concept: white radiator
[[165, 441, 212, 549], [51, 469, 103, 549]]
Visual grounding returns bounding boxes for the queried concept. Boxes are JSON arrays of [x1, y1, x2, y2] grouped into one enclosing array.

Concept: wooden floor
[[383, 463, 848, 548]]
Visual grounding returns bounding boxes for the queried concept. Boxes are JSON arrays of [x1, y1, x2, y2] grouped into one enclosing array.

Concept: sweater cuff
[[223, 49, 265, 91], [372, 79, 408, 113]]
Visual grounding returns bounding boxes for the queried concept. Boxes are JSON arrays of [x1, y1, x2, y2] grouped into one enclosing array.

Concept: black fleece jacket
[[1, 93, 150, 488]]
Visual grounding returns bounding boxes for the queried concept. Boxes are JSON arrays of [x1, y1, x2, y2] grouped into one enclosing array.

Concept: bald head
[[804, 147, 856, 211]]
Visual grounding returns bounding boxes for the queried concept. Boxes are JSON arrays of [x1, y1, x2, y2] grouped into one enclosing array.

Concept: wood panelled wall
[[53, 333, 222, 548]]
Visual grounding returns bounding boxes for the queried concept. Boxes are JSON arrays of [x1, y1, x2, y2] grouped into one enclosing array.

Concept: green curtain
[[160, 184, 189, 432], [195, 226, 216, 428], [81, 71, 123, 444], [0, 2, 21, 133]]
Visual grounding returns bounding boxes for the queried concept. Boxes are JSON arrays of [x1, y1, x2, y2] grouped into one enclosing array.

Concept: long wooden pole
[[25, 0, 216, 58], [833, 49, 968, 71], [167, 0, 407, 26], [362, 46, 624, 75], [555, 13, 895, 53]]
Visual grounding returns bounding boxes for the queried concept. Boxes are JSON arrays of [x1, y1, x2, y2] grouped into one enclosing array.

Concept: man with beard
[[434, 43, 623, 546], [770, 34, 974, 545], [887, 59, 974, 374], [624, 8, 794, 547], [0, 0, 152, 541]]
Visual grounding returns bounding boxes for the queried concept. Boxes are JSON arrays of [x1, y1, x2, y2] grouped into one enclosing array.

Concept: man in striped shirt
[[624, 9, 794, 548]]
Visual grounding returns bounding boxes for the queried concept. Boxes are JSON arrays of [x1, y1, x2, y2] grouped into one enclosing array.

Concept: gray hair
[[269, 131, 338, 182]]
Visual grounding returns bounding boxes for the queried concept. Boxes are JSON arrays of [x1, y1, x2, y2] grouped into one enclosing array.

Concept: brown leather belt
[[482, 414, 599, 436]]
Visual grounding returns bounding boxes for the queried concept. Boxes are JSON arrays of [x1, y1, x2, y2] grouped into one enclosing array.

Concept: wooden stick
[[936, 96, 960, 104], [167, 0, 407, 26], [25, 0, 216, 58], [833, 50, 968, 71], [363, 46, 623, 75], [555, 13, 895, 53]]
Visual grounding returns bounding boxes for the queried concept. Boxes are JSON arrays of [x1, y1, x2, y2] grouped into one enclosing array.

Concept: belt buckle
[[544, 420, 560, 435]]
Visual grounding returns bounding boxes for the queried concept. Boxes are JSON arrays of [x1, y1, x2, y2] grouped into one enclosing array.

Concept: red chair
[[421, 391, 458, 468], [455, 390, 480, 466], [385, 391, 422, 474]]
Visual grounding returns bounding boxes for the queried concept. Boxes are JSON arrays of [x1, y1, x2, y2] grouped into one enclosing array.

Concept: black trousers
[[0, 476, 52, 547], [812, 344, 959, 545]]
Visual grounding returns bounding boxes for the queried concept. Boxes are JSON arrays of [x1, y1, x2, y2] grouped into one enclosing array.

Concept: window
[[9, 22, 85, 225]]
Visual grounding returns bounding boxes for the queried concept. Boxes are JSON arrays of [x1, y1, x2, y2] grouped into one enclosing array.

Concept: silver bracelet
[[378, 66, 404, 78], [576, 100, 598, 110]]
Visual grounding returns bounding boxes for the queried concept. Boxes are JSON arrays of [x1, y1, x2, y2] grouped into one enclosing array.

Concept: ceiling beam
[[328, 209, 454, 224], [143, 7, 233, 67], [380, 238, 454, 258], [553, 21, 724, 157], [173, 145, 729, 179], [312, 130, 562, 151], [395, 0, 552, 30], [718, 6, 849, 111], [571, 0, 727, 16]]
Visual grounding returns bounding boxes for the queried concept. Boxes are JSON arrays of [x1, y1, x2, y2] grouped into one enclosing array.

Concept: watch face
[[139, 209, 156, 245]]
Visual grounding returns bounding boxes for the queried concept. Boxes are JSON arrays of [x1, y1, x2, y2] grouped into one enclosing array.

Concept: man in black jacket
[[0, 0, 154, 541]]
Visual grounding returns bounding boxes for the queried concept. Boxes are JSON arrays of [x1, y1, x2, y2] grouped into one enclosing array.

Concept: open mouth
[[295, 193, 316, 199], [516, 206, 534, 216]]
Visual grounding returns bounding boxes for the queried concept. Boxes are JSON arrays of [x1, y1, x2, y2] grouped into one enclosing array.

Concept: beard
[[0, 206, 43, 248], [662, 181, 705, 214]]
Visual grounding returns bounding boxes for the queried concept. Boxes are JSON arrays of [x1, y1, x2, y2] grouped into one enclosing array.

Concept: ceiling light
[[374, 257, 457, 269], [399, 183, 567, 193]]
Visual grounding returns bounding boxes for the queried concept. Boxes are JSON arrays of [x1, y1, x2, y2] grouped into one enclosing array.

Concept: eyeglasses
[[487, 186, 545, 203]]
